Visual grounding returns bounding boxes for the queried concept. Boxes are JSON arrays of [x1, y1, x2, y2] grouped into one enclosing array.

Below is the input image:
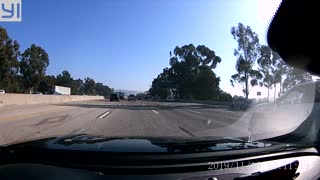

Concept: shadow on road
[[55, 101, 236, 111]]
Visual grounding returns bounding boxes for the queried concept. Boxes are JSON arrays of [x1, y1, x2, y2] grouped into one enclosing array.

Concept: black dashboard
[[0, 147, 319, 180]]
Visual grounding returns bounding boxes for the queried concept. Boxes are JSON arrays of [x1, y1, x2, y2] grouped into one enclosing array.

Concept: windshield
[[0, 0, 318, 151]]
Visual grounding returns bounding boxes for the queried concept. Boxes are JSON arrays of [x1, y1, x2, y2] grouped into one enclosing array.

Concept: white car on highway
[[128, 94, 136, 101], [0, 89, 5, 94]]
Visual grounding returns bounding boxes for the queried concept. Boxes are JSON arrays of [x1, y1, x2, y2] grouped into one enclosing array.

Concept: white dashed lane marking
[[186, 110, 201, 114], [97, 111, 110, 119], [152, 110, 159, 114]]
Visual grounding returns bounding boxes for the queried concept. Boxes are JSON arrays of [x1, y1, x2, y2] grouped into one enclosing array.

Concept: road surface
[[0, 100, 305, 145]]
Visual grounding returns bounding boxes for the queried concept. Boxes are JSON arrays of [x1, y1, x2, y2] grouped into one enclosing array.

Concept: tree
[[56, 70, 73, 88], [95, 82, 112, 97], [218, 90, 233, 102], [95, 83, 104, 96], [44, 75, 56, 87], [83, 77, 96, 95], [272, 51, 312, 97], [56, 71, 88, 95], [33, 75, 56, 94], [20, 44, 49, 93], [257, 45, 274, 102], [192, 66, 220, 100], [230, 23, 262, 99], [0, 27, 115, 95], [282, 67, 312, 92], [0, 27, 21, 93], [150, 44, 223, 100], [169, 44, 222, 99], [72, 78, 84, 95], [271, 51, 288, 99], [149, 68, 173, 99]]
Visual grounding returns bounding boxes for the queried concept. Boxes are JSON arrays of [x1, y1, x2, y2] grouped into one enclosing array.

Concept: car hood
[[3, 134, 280, 154]]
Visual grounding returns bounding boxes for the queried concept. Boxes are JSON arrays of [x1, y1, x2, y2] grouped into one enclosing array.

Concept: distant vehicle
[[54, 86, 71, 95], [128, 94, 136, 101], [119, 95, 124, 100], [136, 94, 145, 100], [231, 97, 253, 110], [110, 94, 119, 102], [53, 92, 62, 95], [0, 89, 5, 94], [32, 91, 43, 95], [44, 89, 54, 95], [144, 95, 151, 100], [152, 96, 160, 101], [165, 95, 175, 102]]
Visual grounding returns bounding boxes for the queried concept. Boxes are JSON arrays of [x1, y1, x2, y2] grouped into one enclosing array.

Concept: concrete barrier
[[0, 93, 104, 105], [176, 99, 231, 107]]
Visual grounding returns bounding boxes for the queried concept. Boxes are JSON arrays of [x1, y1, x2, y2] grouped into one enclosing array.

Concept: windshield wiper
[[150, 137, 267, 153]]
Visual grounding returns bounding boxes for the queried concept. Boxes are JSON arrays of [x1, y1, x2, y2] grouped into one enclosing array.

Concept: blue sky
[[0, 0, 281, 97]]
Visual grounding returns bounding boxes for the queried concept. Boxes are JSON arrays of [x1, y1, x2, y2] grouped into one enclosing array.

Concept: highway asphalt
[[0, 100, 306, 145]]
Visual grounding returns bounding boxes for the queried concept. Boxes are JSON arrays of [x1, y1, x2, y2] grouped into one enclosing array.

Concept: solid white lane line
[[187, 110, 201, 114], [152, 110, 159, 114], [199, 108, 236, 114], [97, 112, 110, 119]]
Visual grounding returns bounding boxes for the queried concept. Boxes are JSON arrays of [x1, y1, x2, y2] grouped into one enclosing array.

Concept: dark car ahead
[[110, 94, 119, 102]]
